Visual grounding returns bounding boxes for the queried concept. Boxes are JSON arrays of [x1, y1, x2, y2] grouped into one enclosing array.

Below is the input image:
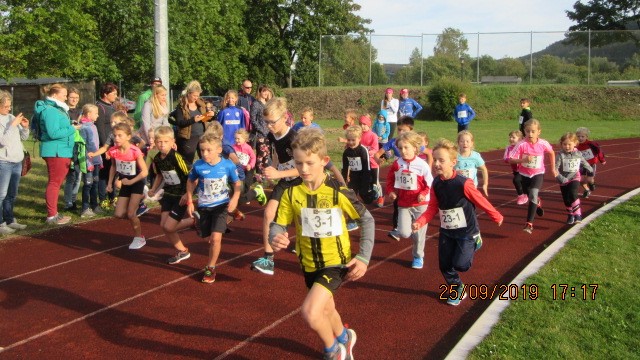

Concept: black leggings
[[521, 174, 544, 223]]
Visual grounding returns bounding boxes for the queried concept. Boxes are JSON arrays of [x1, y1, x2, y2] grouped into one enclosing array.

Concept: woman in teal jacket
[[33, 84, 76, 225]]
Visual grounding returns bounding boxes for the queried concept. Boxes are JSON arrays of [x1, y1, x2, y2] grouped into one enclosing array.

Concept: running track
[[1, 138, 639, 359]]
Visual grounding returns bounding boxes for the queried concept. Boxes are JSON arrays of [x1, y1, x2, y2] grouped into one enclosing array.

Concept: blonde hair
[[204, 121, 223, 139], [291, 128, 327, 158], [223, 89, 239, 109], [345, 125, 363, 139], [433, 138, 458, 161], [417, 131, 430, 146], [199, 132, 221, 147], [560, 132, 578, 144], [457, 130, 475, 149], [301, 106, 314, 117], [0, 90, 12, 106], [523, 119, 540, 130], [154, 125, 175, 140], [235, 128, 250, 141], [345, 109, 357, 124], [576, 127, 590, 137], [112, 122, 133, 136], [509, 130, 523, 139], [263, 97, 287, 120], [397, 131, 423, 151], [150, 85, 168, 119], [111, 110, 131, 125], [82, 104, 98, 116]]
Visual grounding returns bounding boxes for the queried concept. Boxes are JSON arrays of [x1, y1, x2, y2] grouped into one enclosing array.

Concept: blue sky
[[353, 0, 579, 63]]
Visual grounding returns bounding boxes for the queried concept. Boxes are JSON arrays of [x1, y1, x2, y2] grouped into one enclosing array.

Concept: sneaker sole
[[412, 264, 423, 269], [388, 233, 400, 241], [168, 253, 191, 264], [250, 265, 274, 275], [346, 329, 357, 360]]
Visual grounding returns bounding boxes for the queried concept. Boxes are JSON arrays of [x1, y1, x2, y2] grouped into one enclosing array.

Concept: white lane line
[[0, 247, 262, 353]]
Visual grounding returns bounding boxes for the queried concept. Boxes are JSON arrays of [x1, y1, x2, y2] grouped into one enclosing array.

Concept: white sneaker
[[129, 236, 146, 250], [0, 222, 16, 235], [7, 221, 27, 230], [80, 208, 96, 218]]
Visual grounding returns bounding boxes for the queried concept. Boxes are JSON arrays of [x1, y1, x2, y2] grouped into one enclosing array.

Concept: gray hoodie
[[0, 113, 29, 162]]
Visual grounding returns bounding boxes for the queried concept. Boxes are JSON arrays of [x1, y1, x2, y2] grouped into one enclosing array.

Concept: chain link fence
[[318, 30, 640, 87]]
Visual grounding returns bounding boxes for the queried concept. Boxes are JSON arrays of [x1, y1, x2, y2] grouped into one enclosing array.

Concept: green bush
[[427, 78, 476, 120]]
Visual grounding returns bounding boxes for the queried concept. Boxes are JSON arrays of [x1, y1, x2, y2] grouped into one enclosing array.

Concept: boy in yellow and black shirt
[[269, 128, 374, 360]]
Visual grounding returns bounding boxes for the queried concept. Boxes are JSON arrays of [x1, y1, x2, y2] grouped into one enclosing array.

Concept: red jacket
[[386, 156, 433, 207]]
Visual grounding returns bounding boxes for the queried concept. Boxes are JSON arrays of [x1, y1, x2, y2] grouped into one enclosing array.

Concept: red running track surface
[[1, 138, 639, 359]]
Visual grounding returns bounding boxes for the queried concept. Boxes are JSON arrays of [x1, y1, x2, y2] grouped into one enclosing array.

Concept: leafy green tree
[[478, 55, 498, 77], [496, 58, 527, 78], [534, 55, 563, 80], [566, 0, 640, 46], [393, 47, 423, 85], [433, 27, 469, 59], [319, 35, 376, 86], [423, 56, 462, 83]]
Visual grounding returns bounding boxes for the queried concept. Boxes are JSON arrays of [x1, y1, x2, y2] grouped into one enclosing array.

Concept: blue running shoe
[[411, 257, 424, 269]]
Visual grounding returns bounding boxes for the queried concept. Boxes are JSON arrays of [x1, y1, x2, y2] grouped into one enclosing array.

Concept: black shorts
[[269, 178, 303, 202], [197, 204, 228, 238], [304, 267, 348, 294], [118, 179, 146, 197], [161, 195, 187, 221]]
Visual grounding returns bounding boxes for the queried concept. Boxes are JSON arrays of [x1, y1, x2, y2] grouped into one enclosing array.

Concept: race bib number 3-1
[[161, 170, 181, 185], [348, 157, 363, 171], [115, 159, 136, 176], [439, 208, 467, 229], [394, 171, 417, 190], [562, 158, 581, 173], [301, 208, 344, 238]]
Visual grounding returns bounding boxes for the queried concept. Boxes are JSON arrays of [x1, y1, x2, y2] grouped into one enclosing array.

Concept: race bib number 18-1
[[394, 171, 417, 190]]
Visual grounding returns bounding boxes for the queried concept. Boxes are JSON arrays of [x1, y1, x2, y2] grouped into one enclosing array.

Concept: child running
[[148, 126, 194, 264], [504, 130, 526, 204], [555, 132, 593, 224], [338, 109, 357, 144], [386, 131, 433, 268], [455, 130, 489, 197], [412, 139, 503, 306], [417, 131, 433, 167], [106, 122, 149, 249], [232, 128, 257, 205], [509, 119, 557, 234], [518, 98, 533, 137], [342, 125, 376, 205], [186, 133, 242, 283], [269, 128, 375, 360], [576, 127, 606, 198]]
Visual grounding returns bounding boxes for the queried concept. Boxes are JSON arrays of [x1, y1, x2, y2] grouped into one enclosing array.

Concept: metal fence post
[[369, 33, 373, 86], [476, 32, 480, 83], [318, 35, 322, 87], [420, 33, 424, 86], [588, 30, 591, 85]]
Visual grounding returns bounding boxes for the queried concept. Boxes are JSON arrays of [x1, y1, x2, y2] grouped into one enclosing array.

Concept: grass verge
[[468, 194, 640, 359]]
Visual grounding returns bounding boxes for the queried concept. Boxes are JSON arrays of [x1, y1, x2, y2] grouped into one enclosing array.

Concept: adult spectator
[[96, 83, 118, 207], [398, 88, 423, 118], [237, 79, 255, 113], [134, 77, 163, 129], [33, 84, 76, 225], [62, 87, 83, 211], [0, 90, 30, 234], [249, 84, 273, 182], [381, 88, 399, 140], [173, 80, 211, 164], [140, 84, 169, 147]]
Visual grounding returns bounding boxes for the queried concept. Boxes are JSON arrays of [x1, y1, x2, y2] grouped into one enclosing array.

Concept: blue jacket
[[372, 110, 391, 143], [34, 99, 75, 158], [454, 103, 476, 126], [399, 98, 423, 118], [217, 106, 246, 147]]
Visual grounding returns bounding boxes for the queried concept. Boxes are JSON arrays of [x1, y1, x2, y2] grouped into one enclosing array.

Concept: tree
[[566, 0, 640, 46], [244, 0, 370, 87], [319, 35, 376, 86], [433, 27, 469, 58], [393, 47, 423, 85], [534, 55, 563, 80]]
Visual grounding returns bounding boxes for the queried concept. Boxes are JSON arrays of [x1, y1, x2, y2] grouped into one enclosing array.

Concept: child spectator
[[217, 90, 246, 147], [381, 88, 399, 139], [518, 98, 533, 137], [509, 119, 557, 234], [268, 128, 374, 360], [576, 127, 606, 198], [398, 88, 423, 118], [233, 128, 257, 205], [385, 131, 433, 269], [147, 126, 195, 264], [453, 93, 476, 133], [417, 131, 433, 167], [455, 130, 489, 197], [374, 116, 415, 239], [292, 106, 321, 132], [338, 109, 358, 144], [555, 132, 593, 225], [372, 110, 390, 149], [358, 115, 381, 206], [504, 130, 526, 204], [78, 104, 103, 218], [412, 139, 503, 306], [186, 133, 242, 283], [106, 123, 149, 249]]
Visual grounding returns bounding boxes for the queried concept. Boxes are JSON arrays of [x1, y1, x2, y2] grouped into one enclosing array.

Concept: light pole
[[459, 56, 465, 81]]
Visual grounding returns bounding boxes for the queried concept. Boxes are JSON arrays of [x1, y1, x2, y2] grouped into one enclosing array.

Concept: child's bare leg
[[262, 199, 278, 253], [161, 213, 188, 252], [302, 285, 340, 348], [207, 232, 223, 268], [127, 194, 144, 237]]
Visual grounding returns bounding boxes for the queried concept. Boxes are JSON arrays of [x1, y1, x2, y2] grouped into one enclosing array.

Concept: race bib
[[457, 110, 468, 119], [439, 207, 468, 229], [394, 171, 417, 190], [301, 208, 344, 238], [456, 168, 471, 178], [115, 159, 136, 176], [581, 148, 594, 161], [237, 152, 250, 167], [161, 170, 181, 186], [518, 115, 524, 124], [201, 177, 228, 202], [522, 155, 542, 169], [277, 160, 297, 181], [562, 158, 581, 173], [348, 157, 363, 171]]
